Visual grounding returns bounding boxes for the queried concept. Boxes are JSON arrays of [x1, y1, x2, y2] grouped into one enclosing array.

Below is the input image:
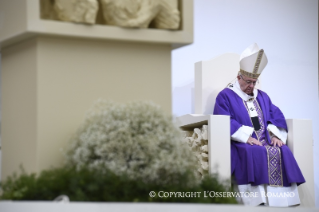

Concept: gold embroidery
[[239, 69, 260, 79], [279, 147, 283, 186], [266, 146, 283, 187], [253, 49, 264, 74], [243, 99, 283, 187], [256, 100, 283, 187], [266, 146, 271, 184]]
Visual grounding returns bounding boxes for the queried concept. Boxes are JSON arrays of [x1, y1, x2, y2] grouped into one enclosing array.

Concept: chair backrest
[[194, 53, 262, 114]]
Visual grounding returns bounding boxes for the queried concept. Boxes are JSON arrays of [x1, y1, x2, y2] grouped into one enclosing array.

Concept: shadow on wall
[[172, 82, 194, 116]]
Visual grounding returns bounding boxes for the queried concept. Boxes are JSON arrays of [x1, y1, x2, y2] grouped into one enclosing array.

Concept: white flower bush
[[66, 100, 198, 185]]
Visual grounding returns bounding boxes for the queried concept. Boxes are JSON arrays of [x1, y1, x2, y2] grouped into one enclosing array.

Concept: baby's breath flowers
[[66, 100, 198, 185]]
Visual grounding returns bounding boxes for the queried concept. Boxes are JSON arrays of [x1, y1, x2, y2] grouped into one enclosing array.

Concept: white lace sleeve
[[231, 126, 254, 143], [267, 124, 287, 144]]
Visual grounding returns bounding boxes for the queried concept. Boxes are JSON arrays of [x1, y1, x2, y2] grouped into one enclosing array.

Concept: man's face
[[237, 75, 257, 95]]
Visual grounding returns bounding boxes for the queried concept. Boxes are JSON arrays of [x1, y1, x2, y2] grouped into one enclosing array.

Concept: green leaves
[[0, 100, 237, 204], [0, 166, 237, 203]]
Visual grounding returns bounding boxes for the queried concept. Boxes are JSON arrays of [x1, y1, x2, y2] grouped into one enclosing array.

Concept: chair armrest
[[286, 119, 315, 207], [177, 114, 231, 181]]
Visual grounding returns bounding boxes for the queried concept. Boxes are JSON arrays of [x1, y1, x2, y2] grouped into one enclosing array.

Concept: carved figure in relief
[[183, 125, 209, 177], [53, 0, 99, 24], [40, 0, 180, 29], [152, 0, 180, 29], [200, 145, 208, 153], [201, 125, 208, 140], [193, 128, 202, 146], [99, 0, 180, 29]]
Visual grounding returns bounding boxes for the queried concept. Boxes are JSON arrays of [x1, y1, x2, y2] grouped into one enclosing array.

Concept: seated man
[[213, 43, 305, 207]]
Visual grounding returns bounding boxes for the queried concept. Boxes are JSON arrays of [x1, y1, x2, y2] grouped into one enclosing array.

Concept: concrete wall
[[1, 36, 172, 179]]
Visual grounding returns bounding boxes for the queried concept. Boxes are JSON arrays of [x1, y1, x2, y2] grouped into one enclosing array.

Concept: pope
[[213, 43, 305, 207]]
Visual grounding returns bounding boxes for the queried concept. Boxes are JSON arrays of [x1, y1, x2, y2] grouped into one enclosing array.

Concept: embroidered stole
[[244, 99, 283, 187]]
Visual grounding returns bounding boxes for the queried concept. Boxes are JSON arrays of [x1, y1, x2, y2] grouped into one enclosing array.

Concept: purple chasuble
[[213, 88, 305, 187]]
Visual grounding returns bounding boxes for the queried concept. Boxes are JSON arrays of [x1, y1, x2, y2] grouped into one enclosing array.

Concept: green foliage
[[0, 101, 237, 204], [0, 166, 237, 203]]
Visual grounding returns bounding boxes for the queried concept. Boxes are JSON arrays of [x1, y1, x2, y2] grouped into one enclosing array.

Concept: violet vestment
[[213, 85, 305, 188]]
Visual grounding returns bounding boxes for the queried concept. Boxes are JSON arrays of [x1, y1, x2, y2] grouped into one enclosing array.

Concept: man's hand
[[247, 137, 262, 146], [271, 136, 284, 147]]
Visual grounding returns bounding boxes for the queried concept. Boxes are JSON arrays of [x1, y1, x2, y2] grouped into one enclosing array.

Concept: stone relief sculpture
[[40, 0, 57, 20], [53, 0, 99, 24], [152, 0, 180, 29], [40, 0, 180, 29], [183, 125, 209, 177], [100, 0, 180, 29]]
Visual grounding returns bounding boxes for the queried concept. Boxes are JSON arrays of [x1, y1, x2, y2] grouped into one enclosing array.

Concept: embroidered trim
[[255, 99, 283, 187], [253, 49, 264, 74], [239, 69, 260, 79], [243, 99, 283, 187], [266, 146, 283, 187]]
